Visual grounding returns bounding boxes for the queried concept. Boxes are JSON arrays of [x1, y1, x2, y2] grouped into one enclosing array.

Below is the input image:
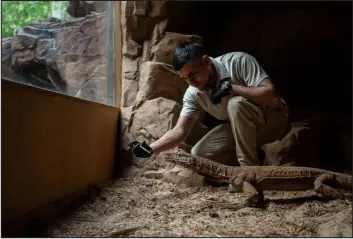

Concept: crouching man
[[130, 43, 291, 191]]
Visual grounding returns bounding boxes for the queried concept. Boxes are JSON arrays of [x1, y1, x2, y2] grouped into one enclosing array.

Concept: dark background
[[166, 1, 352, 171], [167, 1, 352, 115]]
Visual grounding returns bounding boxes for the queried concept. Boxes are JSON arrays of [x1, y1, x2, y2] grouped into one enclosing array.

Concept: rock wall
[[2, 13, 109, 104], [119, 1, 210, 147], [118, 1, 212, 186], [121, 1, 202, 107]]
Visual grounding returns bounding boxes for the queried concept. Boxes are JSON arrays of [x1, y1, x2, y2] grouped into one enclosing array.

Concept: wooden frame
[[1, 80, 119, 236], [114, 1, 122, 108]]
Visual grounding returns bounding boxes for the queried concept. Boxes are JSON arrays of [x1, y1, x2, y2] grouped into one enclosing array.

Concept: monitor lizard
[[164, 151, 352, 210]]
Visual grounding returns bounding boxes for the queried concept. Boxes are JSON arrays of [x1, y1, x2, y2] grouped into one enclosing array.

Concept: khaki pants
[[191, 96, 291, 166]]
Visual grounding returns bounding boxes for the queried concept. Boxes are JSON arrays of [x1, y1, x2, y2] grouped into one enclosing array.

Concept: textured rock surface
[[119, 3, 209, 182], [129, 97, 181, 143], [121, 57, 141, 107], [119, 95, 209, 185], [121, 30, 204, 107], [2, 18, 64, 92], [1, 13, 109, 104], [159, 164, 206, 188], [261, 116, 328, 168], [260, 126, 306, 166], [120, 1, 170, 107], [143, 169, 167, 179], [55, 13, 106, 96], [150, 32, 203, 65], [120, 106, 134, 124], [74, 64, 107, 103], [120, 1, 206, 108], [128, 97, 208, 145], [135, 61, 188, 106]]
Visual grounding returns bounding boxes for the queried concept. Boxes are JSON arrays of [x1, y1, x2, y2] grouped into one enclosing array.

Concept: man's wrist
[[150, 144, 157, 153], [230, 84, 240, 95]]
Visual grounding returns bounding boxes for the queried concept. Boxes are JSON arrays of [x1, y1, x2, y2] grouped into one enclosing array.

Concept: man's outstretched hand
[[130, 141, 153, 158]]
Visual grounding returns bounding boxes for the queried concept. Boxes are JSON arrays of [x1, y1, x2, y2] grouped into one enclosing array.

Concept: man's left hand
[[210, 80, 232, 104]]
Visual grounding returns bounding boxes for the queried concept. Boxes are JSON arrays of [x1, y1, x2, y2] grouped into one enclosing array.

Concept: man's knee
[[227, 96, 248, 117], [191, 144, 202, 156]]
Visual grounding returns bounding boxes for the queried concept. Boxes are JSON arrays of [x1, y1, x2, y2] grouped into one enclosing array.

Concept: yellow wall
[[1, 80, 119, 223]]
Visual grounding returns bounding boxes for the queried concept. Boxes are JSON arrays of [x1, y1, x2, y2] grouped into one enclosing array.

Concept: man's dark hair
[[173, 42, 205, 71]]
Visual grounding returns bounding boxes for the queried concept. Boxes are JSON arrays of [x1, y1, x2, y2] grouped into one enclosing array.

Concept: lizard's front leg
[[219, 179, 262, 210], [240, 181, 263, 207]]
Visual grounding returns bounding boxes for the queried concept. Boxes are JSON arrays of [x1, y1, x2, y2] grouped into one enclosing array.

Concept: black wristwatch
[[210, 79, 232, 104], [220, 80, 231, 92]]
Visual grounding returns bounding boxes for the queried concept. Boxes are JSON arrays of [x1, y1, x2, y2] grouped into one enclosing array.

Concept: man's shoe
[[228, 183, 242, 193]]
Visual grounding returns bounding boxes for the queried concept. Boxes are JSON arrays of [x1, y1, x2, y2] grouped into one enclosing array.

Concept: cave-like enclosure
[[2, 1, 352, 237], [121, 1, 352, 172]]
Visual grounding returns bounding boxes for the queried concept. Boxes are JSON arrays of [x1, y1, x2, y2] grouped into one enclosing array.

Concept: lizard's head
[[164, 151, 194, 168]]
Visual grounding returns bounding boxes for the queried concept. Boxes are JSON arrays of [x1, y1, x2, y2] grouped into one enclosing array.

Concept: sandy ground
[[45, 176, 352, 237]]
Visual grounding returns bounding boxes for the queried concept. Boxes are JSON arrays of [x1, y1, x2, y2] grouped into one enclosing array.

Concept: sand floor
[[45, 176, 352, 237]]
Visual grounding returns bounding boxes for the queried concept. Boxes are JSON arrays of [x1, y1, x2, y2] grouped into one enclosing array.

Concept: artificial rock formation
[[120, 0, 202, 107], [121, 1, 168, 107], [260, 116, 328, 168], [2, 12, 109, 104], [129, 98, 181, 143], [56, 13, 107, 96], [149, 32, 203, 65], [135, 61, 188, 107], [118, 1, 213, 187], [128, 97, 208, 146]]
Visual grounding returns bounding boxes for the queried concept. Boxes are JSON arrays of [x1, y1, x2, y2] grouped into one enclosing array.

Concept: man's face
[[177, 56, 211, 90]]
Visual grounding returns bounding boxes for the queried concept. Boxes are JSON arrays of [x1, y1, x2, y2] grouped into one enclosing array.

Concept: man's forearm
[[150, 129, 186, 154], [231, 84, 280, 107]]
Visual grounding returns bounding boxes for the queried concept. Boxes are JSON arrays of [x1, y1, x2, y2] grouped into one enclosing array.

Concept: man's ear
[[202, 55, 210, 64]]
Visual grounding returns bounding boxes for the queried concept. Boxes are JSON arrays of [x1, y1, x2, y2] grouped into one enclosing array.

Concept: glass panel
[[1, 1, 116, 106]]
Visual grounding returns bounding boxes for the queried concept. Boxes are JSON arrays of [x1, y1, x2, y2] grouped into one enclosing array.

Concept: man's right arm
[[131, 87, 200, 158], [149, 115, 196, 154]]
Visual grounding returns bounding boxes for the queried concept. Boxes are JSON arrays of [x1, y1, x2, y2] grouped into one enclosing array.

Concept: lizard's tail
[[335, 173, 352, 190]]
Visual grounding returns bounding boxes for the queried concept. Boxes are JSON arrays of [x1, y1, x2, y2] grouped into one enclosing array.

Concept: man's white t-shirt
[[180, 52, 269, 121]]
